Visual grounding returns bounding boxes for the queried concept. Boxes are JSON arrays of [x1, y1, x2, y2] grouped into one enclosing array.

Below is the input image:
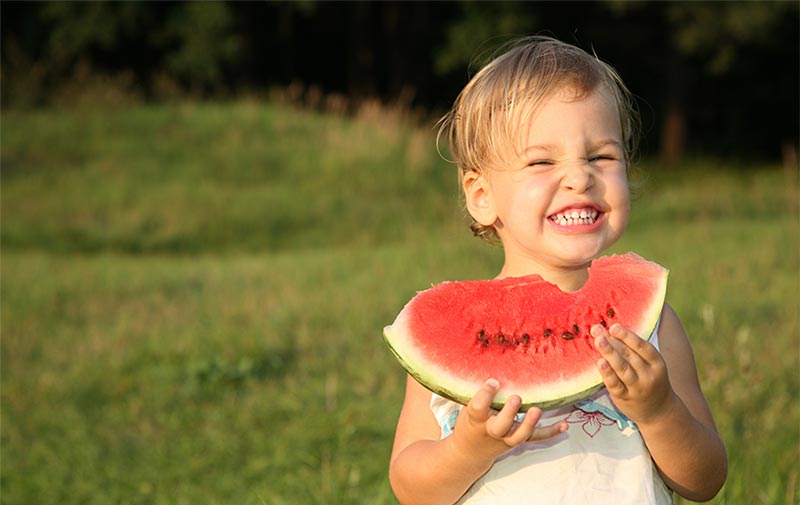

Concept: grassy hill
[[2, 101, 797, 504]]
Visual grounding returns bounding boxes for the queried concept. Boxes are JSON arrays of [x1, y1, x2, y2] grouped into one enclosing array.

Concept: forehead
[[513, 86, 622, 148]]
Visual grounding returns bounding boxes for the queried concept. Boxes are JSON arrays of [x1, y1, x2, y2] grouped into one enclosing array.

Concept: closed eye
[[589, 155, 618, 163], [527, 159, 555, 167]]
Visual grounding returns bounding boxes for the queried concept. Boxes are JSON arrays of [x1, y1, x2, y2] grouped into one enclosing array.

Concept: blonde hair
[[437, 36, 640, 242]]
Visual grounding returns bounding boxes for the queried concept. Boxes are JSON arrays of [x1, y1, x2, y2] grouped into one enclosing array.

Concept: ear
[[462, 170, 497, 227]]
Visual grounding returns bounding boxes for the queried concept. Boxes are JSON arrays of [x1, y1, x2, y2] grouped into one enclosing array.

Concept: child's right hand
[[450, 378, 568, 464]]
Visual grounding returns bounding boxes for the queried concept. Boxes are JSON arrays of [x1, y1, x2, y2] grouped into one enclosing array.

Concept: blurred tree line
[[2, 0, 797, 162]]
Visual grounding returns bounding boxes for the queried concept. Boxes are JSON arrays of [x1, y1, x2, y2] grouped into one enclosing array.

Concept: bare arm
[[389, 376, 567, 505], [592, 304, 728, 501]]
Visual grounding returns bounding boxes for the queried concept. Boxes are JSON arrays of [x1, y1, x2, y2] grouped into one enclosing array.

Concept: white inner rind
[[384, 264, 669, 411]]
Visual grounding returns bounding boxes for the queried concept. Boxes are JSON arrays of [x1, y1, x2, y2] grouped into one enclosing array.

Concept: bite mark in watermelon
[[384, 253, 668, 411]]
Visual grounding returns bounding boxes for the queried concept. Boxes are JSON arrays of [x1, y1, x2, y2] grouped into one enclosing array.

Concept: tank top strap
[[649, 314, 662, 351]]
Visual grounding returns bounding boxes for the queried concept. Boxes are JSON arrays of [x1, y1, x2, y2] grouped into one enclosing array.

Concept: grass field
[[2, 101, 798, 504]]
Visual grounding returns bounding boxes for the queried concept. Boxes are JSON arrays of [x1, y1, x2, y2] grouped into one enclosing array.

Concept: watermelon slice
[[384, 253, 668, 410]]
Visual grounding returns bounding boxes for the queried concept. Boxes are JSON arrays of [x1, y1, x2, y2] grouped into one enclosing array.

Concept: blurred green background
[[2, 2, 798, 504]]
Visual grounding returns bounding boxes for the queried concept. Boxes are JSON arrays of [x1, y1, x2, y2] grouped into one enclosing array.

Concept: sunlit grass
[[1, 102, 797, 504], [1, 102, 456, 254]]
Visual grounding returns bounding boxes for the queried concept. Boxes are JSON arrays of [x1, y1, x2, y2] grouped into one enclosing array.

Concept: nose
[[561, 162, 595, 193]]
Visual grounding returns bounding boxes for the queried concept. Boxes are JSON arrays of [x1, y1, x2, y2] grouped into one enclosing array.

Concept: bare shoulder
[[658, 303, 718, 429], [657, 303, 693, 363], [657, 303, 699, 383]]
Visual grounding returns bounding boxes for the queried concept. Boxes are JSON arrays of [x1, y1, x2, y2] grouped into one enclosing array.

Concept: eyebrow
[[521, 143, 559, 154], [522, 139, 623, 154], [589, 139, 624, 151]]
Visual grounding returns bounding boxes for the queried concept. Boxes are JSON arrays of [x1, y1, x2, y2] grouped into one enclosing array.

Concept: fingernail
[[485, 378, 500, 389], [610, 324, 622, 336], [596, 335, 609, 348], [590, 324, 604, 337]]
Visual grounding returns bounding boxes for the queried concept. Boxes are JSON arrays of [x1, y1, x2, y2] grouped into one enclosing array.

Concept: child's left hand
[[591, 323, 678, 424]]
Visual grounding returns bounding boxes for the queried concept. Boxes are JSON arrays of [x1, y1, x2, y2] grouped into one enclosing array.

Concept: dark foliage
[[2, 0, 797, 161]]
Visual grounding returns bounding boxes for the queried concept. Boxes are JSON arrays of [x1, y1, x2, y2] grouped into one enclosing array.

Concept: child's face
[[468, 86, 630, 276]]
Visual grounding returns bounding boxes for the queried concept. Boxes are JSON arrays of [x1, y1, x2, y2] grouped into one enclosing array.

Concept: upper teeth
[[551, 209, 599, 225]]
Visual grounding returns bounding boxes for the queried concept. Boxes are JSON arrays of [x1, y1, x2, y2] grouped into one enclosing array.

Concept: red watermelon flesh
[[384, 253, 668, 410]]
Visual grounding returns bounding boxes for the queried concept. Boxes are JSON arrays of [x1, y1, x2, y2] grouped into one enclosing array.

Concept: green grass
[[1, 102, 455, 254], [2, 102, 798, 504]]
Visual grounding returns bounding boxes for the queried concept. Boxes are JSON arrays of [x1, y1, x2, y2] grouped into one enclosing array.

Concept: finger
[[506, 407, 569, 443], [592, 327, 628, 392], [605, 325, 653, 378], [596, 323, 646, 362], [466, 378, 500, 422], [485, 395, 522, 439], [597, 357, 626, 395], [592, 326, 643, 385], [528, 420, 569, 442], [495, 407, 568, 445], [607, 323, 662, 364], [596, 324, 647, 364], [495, 405, 540, 445]]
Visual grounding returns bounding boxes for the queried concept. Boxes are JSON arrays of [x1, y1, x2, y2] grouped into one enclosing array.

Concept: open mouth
[[548, 208, 601, 227]]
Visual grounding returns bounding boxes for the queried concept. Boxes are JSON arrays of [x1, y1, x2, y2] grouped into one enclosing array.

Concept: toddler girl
[[389, 36, 727, 505]]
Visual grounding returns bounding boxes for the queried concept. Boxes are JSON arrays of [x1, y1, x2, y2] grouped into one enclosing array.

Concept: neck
[[497, 258, 590, 293]]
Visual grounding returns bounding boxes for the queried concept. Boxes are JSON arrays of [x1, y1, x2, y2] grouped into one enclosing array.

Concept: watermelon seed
[[543, 329, 552, 338], [607, 308, 616, 318], [600, 318, 607, 328], [477, 330, 486, 341], [561, 331, 575, 340], [521, 333, 530, 344], [481, 339, 490, 348], [572, 324, 580, 335], [496, 333, 506, 344]]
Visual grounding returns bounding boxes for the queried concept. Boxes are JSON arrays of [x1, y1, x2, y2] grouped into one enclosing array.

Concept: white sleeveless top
[[430, 322, 673, 505]]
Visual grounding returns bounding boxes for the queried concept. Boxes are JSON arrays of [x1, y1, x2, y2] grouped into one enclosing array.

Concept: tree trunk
[[660, 51, 689, 165], [660, 106, 686, 165]]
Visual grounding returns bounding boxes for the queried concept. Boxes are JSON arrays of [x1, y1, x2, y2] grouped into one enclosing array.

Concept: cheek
[[600, 172, 630, 221], [496, 177, 539, 212], [619, 196, 631, 228], [614, 179, 631, 226]]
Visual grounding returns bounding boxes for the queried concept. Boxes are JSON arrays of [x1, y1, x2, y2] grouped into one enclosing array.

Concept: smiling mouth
[[548, 208, 601, 226]]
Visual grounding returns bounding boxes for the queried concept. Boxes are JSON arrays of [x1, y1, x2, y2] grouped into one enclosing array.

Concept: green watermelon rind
[[383, 254, 669, 412]]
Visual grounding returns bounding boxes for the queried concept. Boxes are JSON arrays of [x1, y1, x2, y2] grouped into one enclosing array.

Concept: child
[[389, 36, 727, 504]]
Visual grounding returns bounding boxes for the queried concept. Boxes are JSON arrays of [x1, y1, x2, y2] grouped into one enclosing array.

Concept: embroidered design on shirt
[[566, 399, 638, 438], [565, 407, 616, 437]]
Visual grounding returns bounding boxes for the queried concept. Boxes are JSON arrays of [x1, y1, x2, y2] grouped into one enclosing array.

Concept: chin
[[556, 243, 609, 262], [562, 257, 597, 270]]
